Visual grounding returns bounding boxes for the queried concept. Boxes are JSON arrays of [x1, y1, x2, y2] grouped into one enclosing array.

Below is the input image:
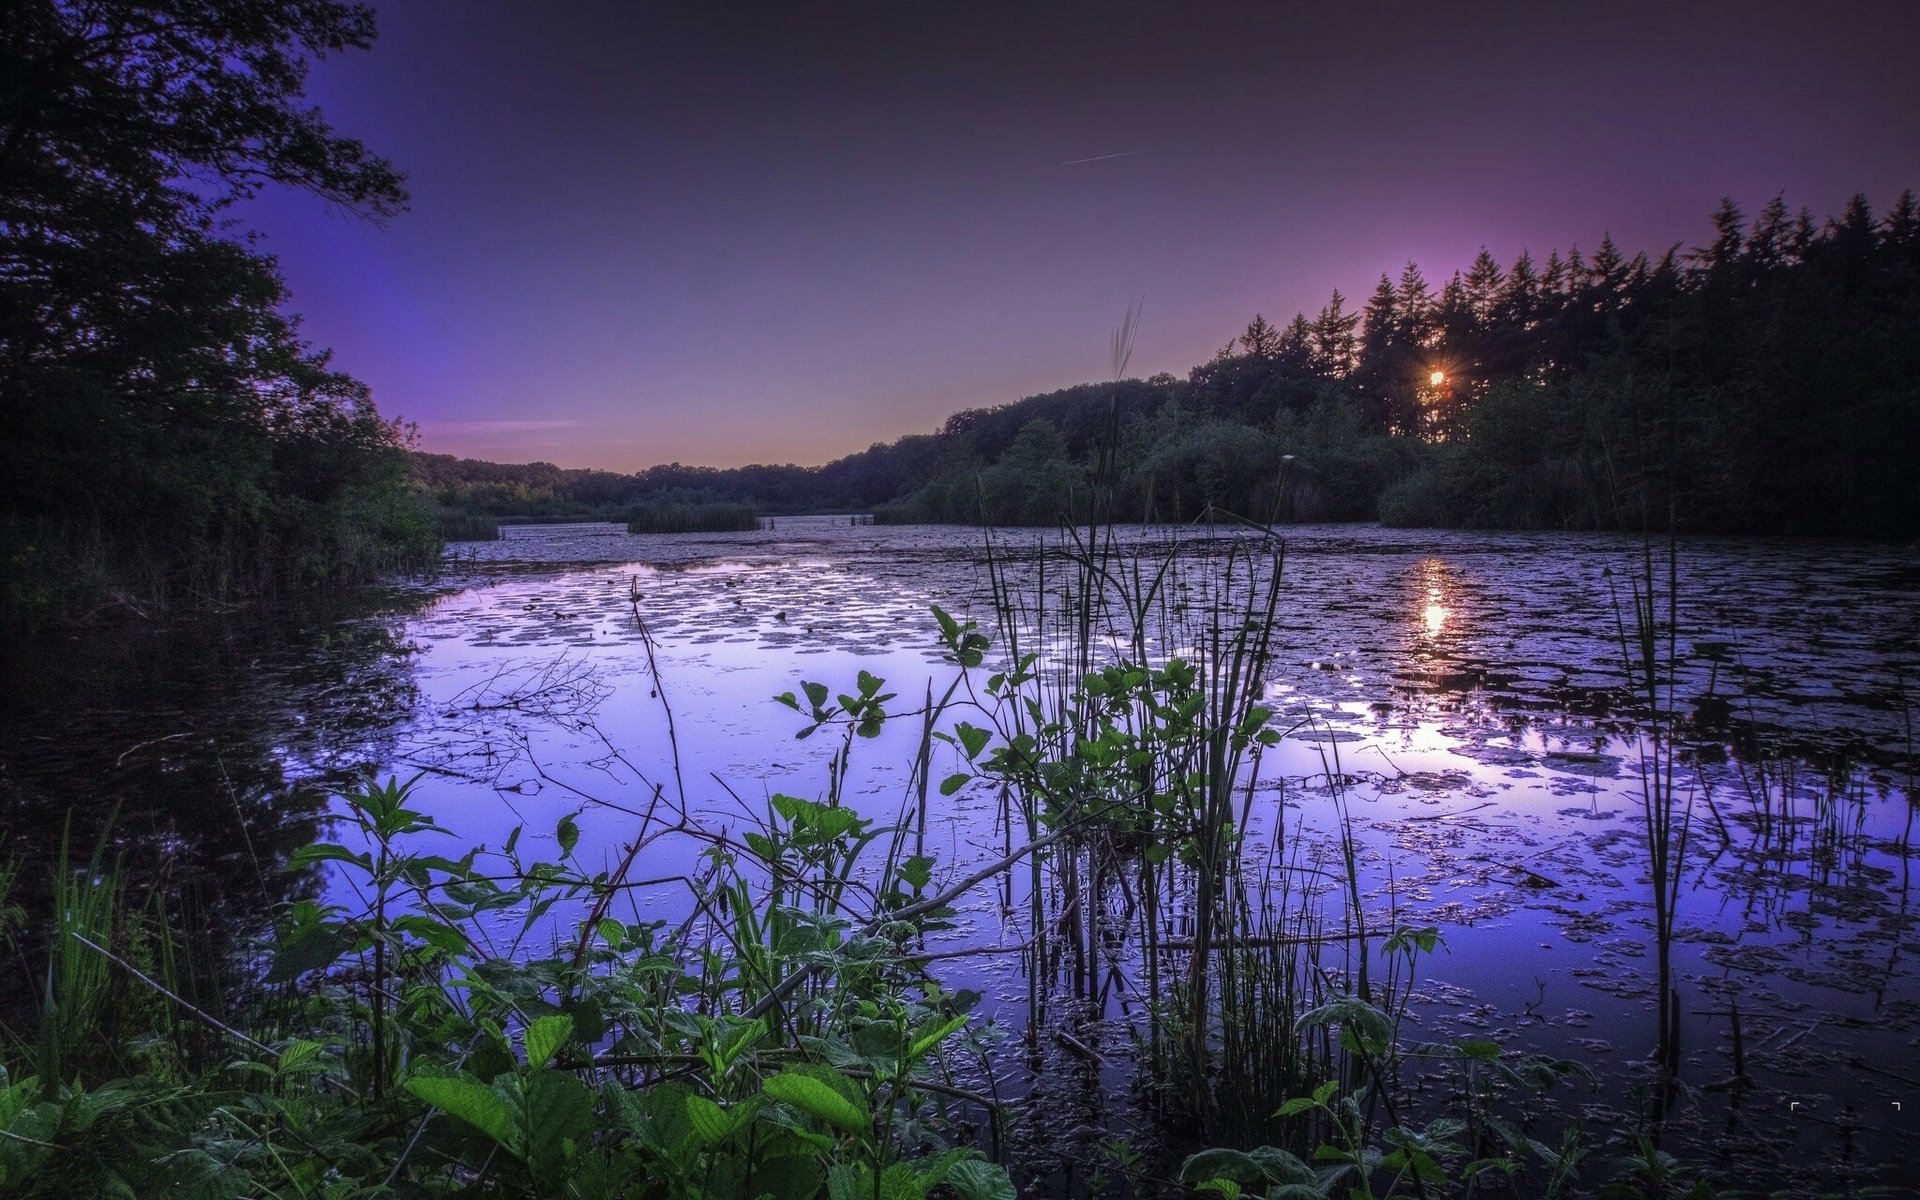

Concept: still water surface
[[434, 520, 1918, 1185], [5, 518, 1916, 1189]]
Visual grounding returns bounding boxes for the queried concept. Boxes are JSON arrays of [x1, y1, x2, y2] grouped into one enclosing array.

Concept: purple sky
[[248, 1, 1920, 470]]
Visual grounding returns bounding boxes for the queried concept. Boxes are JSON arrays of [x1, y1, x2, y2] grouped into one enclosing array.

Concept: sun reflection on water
[[1417, 557, 1452, 639]]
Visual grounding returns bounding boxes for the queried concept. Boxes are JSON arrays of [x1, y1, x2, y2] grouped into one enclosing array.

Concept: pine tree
[[1497, 251, 1539, 329], [1564, 245, 1589, 299], [1884, 189, 1920, 270], [1395, 262, 1433, 347], [1589, 234, 1626, 310], [1884, 189, 1918, 248], [1693, 197, 1746, 273], [1361, 275, 1399, 356], [1435, 273, 1475, 348], [1791, 207, 1818, 260], [1541, 250, 1567, 309], [1745, 195, 1792, 273], [1827, 193, 1877, 261], [1464, 249, 1504, 321], [1239, 313, 1281, 358], [1311, 289, 1360, 375], [1276, 314, 1315, 368]]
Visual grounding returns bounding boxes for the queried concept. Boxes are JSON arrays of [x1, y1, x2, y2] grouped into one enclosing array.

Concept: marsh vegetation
[[4, 518, 1914, 1197]]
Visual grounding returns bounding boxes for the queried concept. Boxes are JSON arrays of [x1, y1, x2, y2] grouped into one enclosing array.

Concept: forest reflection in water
[[0, 587, 443, 1022]]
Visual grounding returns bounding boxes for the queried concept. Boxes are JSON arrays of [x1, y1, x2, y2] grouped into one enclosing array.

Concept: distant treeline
[[413, 449, 943, 524], [431, 190, 1920, 540]]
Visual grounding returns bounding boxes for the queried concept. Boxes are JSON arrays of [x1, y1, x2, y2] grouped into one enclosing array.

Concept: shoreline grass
[[624, 501, 759, 533]]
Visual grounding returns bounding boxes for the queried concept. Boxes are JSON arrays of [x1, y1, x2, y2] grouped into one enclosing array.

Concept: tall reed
[[1609, 541, 1692, 1077], [918, 306, 1364, 1151]]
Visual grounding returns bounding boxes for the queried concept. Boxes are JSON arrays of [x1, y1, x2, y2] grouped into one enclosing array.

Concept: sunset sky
[[248, 1, 1920, 470]]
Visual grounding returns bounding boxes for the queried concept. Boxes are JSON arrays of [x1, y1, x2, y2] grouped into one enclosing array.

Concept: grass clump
[[436, 509, 501, 541]]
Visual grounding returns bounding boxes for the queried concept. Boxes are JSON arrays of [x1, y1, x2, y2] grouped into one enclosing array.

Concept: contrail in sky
[[1060, 149, 1150, 166]]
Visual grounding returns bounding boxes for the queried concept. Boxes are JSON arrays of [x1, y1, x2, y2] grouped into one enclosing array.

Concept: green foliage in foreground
[[0, 593, 1826, 1199], [1, 772, 1013, 1199]]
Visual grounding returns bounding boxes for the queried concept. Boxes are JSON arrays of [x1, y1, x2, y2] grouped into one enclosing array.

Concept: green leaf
[[265, 921, 353, 983], [525, 1069, 595, 1186], [556, 814, 580, 857], [897, 855, 933, 890], [909, 1013, 970, 1059], [931, 605, 959, 640], [1463, 1156, 1522, 1181], [1384, 924, 1443, 954], [762, 1070, 868, 1136], [878, 1161, 926, 1199], [955, 722, 991, 760], [391, 914, 469, 956], [946, 1158, 1017, 1200], [826, 1161, 863, 1200], [770, 793, 813, 824], [1246, 1147, 1317, 1184], [275, 1039, 324, 1075], [1179, 1146, 1313, 1189], [911, 1147, 974, 1193], [624, 1079, 693, 1149], [687, 1095, 731, 1147], [563, 995, 607, 1043], [523, 1014, 573, 1068], [405, 1075, 520, 1151], [289, 843, 372, 872], [1300, 996, 1393, 1049], [716, 1016, 769, 1071], [939, 772, 970, 797]]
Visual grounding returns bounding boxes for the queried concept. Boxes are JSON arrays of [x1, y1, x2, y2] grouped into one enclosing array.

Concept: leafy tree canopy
[[1, 1, 427, 629]]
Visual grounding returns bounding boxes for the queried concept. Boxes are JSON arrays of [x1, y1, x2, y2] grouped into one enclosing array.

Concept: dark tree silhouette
[[1, 1, 428, 631]]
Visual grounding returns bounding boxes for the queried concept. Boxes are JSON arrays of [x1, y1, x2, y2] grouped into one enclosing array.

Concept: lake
[[4, 517, 1915, 1193]]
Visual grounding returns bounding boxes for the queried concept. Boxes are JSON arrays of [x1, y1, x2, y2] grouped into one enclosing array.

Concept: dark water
[[0, 588, 442, 1017], [6, 519, 1917, 1190]]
